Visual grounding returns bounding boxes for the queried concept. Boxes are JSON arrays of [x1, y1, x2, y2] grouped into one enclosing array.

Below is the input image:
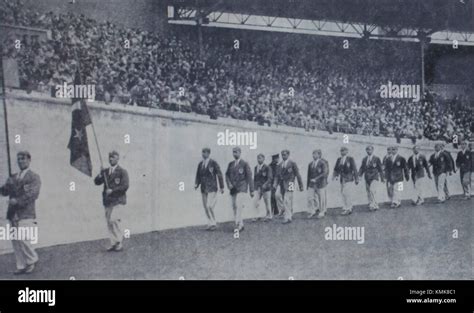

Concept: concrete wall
[[0, 91, 464, 253]]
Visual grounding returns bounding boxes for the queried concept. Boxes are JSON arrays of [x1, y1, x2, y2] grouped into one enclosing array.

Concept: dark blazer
[[225, 159, 254, 194], [274, 159, 303, 192], [195, 158, 224, 193], [383, 154, 392, 181], [455, 150, 471, 175], [94, 165, 129, 207], [444, 150, 456, 173], [0, 169, 41, 221], [429, 152, 450, 176], [358, 155, 383, 183], [387, 154, 409, 183], [333, 156, 358, 183], [307, 158, 329, 189], [407, 154, 431, 180], [254, 163, 273, 192]]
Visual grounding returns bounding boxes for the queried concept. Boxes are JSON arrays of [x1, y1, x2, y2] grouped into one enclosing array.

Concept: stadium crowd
[[1, 0, 473, 142]]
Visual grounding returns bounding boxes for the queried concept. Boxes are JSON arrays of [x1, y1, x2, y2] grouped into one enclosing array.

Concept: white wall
[[0, 91, 464, 253]]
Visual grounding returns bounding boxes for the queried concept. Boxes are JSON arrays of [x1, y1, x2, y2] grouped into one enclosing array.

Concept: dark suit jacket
[[333, 156, 358, 183], [195, 158, 224, 193], [444, 150, 456, 173], [254, 164, 273, 192], [407, 154, 431, 180], [382, 154, 393, 181], [225, 159, 254, 194], [455, 150, 471, 175], [0, 169, 41, 221], [274, 159, 303, 192], [358, 155, 383, 183], [94, 165, 129, 207], [429, 152, 450, 176], [307, 159, 329, 189], [387, 154, 409, 183]]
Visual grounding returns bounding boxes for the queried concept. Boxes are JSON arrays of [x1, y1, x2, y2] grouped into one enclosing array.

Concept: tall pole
[[196, 0, 203, 59], [0, 51, 12, 177], [420, 36, 426, 99]]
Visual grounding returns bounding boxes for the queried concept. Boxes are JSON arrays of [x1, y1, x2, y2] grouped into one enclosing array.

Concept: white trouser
[[387, 182, 402, 205], [365, 180, 378, 209], [231, 193, 245, 227], [105, 205, 123, 246], [341, 182, 354, 211], [201, 192, 217, 226], [307, 187, 327, 215], [461, 172, 471, 197], [435, 173, 447, 201], [253, 189, 271, 218], [412, 177, 424, 202], [276, 189, 294, 221], [11, 219, 39, 270]]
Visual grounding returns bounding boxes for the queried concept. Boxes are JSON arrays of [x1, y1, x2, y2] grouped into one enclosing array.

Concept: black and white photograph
[[0, 0, 473, 311]]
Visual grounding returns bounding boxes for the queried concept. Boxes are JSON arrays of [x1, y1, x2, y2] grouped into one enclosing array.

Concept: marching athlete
[[195, 147, 224, 230], [407, 145, 431, 205], [253, 154, 273, 221], [94, 151, 129, 251], [456, 141, 471, 199], [307, 149, 329, 218], [358, 145, 384, 211], [225, 147, 254, 231], [333, 147, 358, 215], [273, 149, 303, 224], [0, 151, 41, 274]]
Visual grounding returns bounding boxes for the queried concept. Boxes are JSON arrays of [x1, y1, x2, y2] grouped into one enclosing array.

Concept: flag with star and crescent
[[67, 69, 92, 176]]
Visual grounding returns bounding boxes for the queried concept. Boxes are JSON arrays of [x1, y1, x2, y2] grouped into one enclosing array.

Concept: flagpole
[[72, 47, 109, 189], [0, 51, 12, 177]]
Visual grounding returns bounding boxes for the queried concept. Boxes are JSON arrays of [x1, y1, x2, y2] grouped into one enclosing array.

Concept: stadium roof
[[169, 0, 474, 33]]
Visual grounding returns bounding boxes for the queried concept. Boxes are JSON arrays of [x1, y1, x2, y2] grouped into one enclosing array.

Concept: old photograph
[[0, 0, 472, 282]]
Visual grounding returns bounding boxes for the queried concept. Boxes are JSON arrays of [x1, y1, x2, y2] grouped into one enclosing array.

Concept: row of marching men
[[195, 142, 473, 232]]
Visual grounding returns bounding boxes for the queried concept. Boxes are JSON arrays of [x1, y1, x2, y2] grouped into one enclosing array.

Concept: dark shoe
[[107, 244, 117, 252], [114, 243, 123, 252], [24, 263, 35, 274], [341, 209, 352, 216], [14, 268, 26, 275]]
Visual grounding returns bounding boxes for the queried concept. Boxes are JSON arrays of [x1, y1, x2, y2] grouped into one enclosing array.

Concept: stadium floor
[[0, 196, 471, 280]]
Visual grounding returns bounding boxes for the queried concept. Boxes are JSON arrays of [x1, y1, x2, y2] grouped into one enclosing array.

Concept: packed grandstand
[[1, 0, 473, 143]]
